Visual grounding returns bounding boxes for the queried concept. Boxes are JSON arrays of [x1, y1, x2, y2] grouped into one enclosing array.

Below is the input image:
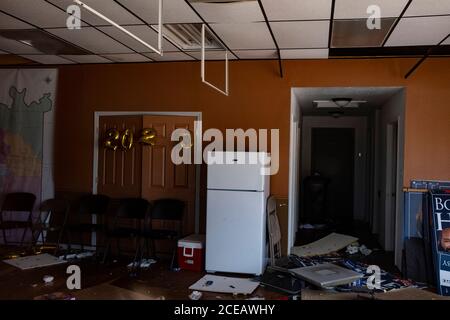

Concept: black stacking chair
[[65, 194, 110, 254], [102, 198, 150, 263], [35, 199, 69, 254], [0, 192, 36, 247], [141, 199, 185, 268]]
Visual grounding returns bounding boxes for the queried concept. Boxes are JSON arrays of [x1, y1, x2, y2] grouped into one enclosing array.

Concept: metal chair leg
[[55, 229, 63, 256], [2, 228, 8, 246], [130, 237, 142, 276], [20, 227, 27, 247], [102, 238, 111, 264]]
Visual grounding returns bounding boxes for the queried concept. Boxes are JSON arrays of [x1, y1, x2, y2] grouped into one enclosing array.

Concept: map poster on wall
[[0, 69, 57, 244], [429, 189, 450, 295]]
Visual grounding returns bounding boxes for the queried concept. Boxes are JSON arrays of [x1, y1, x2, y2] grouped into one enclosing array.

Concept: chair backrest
[[1, 192, 36, 212], [267, 196, 282, 266], [78, 194, 110, 216], [151, 199, 184, 221], [116, 198, 150, 220], [39, 199, 69, 224]]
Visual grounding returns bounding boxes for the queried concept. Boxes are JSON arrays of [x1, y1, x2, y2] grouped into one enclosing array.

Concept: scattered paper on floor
[[189, 275, 259, 294], [291, 232, 358, 257], [3, 253, 67, 270]]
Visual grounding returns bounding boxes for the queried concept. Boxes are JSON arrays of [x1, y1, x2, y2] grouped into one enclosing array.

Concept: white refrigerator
[[205, 151, 270, 275]]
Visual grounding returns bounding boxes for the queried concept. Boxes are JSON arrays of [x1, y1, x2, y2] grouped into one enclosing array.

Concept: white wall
[[300, 116, 368, 222], [374, 90, 405, 264]]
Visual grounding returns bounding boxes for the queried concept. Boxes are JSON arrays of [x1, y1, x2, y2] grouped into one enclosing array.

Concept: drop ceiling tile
[[210, 22, 275, 50], [20, 55, 75, 64], [334, 0, 409, 19], [271, 21, 329, 48], [234, 49, 278, 59], [405, 0, 450, 17], [261, 0, 332, 21], [115, 0, 200, 24], [46, 27, 133, 54], [189, 50, 238, 60], [385, 16, 450, 46], [98, 25, 178, 52], [102, 53, 151, 62], [48, 0, 143, 26], [332, 18, 396, 48], [0, 0, 85, 28], [190, 1, 264, 23], [143, 51, 194, 61], [0, 12, 35, 29], [0, 36, 42, 54], [280, 48, 329, 59], [61, 54, 112, 63]]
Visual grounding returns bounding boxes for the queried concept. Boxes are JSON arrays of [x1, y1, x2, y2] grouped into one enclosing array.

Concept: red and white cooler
[[177, 234, 205, 272]]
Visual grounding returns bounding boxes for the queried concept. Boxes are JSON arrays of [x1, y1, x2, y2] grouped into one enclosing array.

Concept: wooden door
[[141, 115, 196, 234], [97, 115, 143, 198]]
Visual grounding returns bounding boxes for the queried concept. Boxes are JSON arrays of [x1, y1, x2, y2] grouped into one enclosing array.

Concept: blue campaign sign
[[430, 190, 450, 295]]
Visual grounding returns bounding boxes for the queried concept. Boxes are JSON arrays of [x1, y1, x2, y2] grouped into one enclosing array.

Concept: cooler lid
[[178, 234, 205, 249]]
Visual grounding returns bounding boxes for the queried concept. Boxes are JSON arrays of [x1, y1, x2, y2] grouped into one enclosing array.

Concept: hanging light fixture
[[73, 0, 163, 56], [332, 98, 353, 108]]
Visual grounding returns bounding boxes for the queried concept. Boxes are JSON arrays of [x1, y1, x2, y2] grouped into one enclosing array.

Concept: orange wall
[[55, 58, 450, 199]]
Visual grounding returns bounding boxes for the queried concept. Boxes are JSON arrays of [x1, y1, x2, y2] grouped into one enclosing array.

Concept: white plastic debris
[[58, 254, 77, 260], [58, 251, 95, 260], [43, 275, 54, 284], [346, 243, 360, 255], [247, 296, 265, 300], [359, 245, 372, 256], [189, 291, 202, 300], [346, 243, 372, 256], [127, 258, 157, 269]]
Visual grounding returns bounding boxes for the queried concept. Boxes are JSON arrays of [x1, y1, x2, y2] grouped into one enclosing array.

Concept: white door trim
[[93, 111, 203, 234]]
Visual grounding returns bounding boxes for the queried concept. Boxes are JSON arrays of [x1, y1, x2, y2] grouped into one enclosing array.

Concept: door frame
[[385, 120, 400, 251], [93, 111, 203, 234]]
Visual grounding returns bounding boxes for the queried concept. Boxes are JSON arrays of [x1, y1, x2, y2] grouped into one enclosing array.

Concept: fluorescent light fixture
[[313, 99, 367, 109], [74, 0, 163, 56], [201, 24, 229, 96]]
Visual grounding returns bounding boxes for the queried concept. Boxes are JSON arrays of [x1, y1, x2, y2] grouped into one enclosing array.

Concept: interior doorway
[[289, 87, 406, 269]]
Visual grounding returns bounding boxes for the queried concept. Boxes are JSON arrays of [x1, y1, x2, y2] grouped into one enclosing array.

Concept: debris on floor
[[43, 275, 54, 284], [4, 253, 67, 270], [247, 296, 265, 300], [284, 254, 425, 293], [290, 263, 363, 288], [58, 251, 95, 261], [260, 266, 303, 295], [346, 243, 360, 255], [189, 290, 202, 300], [346, 243, 373, 256], [359, 245, 372, 256], [189, 275, 259, 295], [291, 232, 359, 257], [127, 258, 157, 269], [299, 223, 327, 230]]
